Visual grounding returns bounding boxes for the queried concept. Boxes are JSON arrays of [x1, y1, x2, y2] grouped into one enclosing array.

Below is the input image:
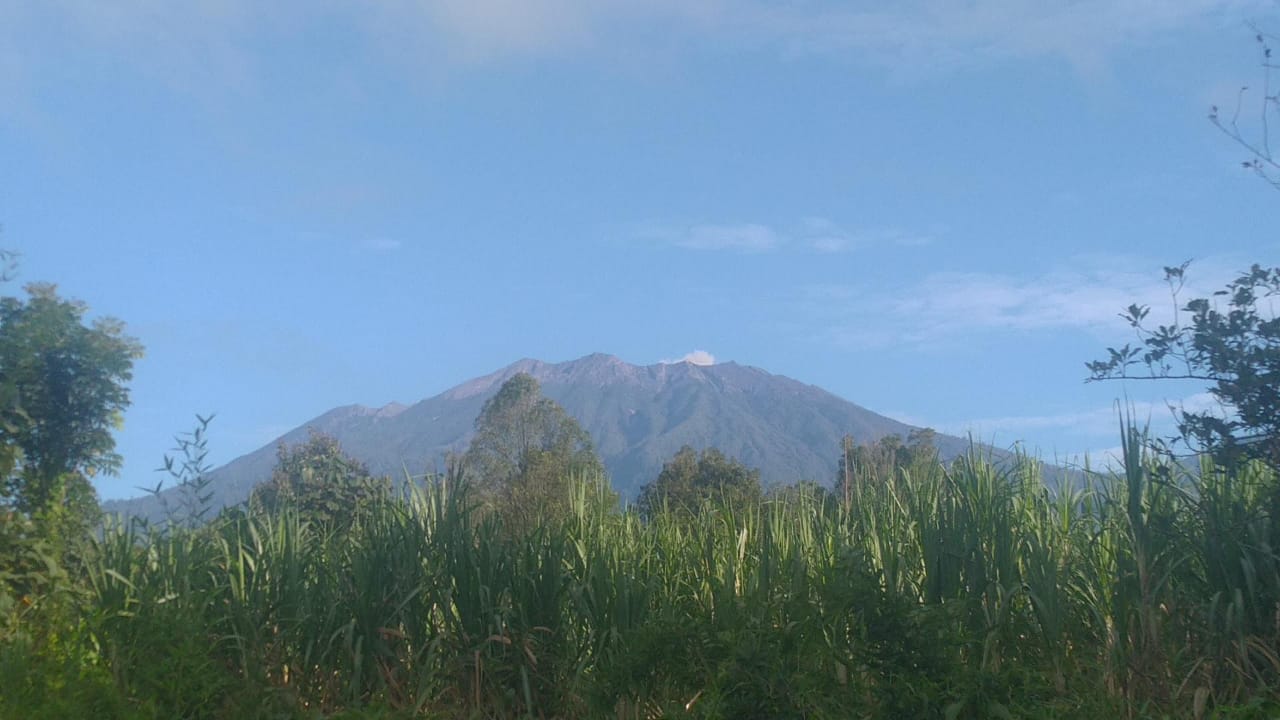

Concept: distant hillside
[[105, 353, 990, 520]]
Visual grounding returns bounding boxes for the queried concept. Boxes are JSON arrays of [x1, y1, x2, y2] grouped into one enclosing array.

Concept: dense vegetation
[[3, 423, 1280, 719], [1088, 263, 1280, 471], [3, 262, 1279, 718]]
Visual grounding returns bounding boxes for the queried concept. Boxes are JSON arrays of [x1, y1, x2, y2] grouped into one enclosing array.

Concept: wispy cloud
[[736, 0, 1259, 73], [926, 392, 1228, 464], [885, 390, 1233, 467], [802, 256, 1243, 348], [662, 349, 717, 365], [3, 0, 1255, 114], [8, 1, 259, 102], [677, 224, 780, 252], [802, 219, 937, 253], [945, 393, 1221, 438], [799, 217, 852, 253], [636, 217, 934, 254], [809, 236, 849, 253], [377, 0, 1262, 73], [377, 0, 716, 61], [358, 237, 403, 252], [403, 0, 604, 58]]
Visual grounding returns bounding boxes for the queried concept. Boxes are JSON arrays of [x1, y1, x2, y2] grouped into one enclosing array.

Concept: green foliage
[[1087, 262, 1280, 471], [463, 373, 611, 530], [251, 430, 390, 529], [0, 507, 142, 719], [0, 509, 72, 636], [12, 420, 1280, 718], [141, 413, 220, 530], [837, 429, 939, 508], [636, 445, 763, 518], [0, 631, 140, 720], [0, 274, 147, 718], [0, 282, 142, 540]]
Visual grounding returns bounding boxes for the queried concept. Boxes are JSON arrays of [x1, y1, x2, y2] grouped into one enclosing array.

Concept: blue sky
[[3, 1, 1279, 500]]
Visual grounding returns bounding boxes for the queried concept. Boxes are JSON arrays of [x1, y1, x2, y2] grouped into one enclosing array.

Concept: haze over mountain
[[105, 353, 984, 519]]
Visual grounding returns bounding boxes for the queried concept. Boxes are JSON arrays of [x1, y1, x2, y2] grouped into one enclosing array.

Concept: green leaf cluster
[[251, 430, 390, 528], [463, 373, 612, 532], [0, 282, 141, 546], [1088, 263, 1280, 470], [636, 445, 762, 518]]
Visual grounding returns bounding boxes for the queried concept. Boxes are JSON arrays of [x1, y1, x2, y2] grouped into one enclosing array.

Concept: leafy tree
[[837, 430, 939, 508], [1087, 262, 1280, 470], [251, 430, 390, 527], [0, 375, 22, 484], [0, 283, 142, 535], [464, 373, 602, 485], [905, 427, 938, 456], [637, 445, 762, 519], [463, 373, 609, 531], [837, 431, 935, 511], [0, 249, 19, 486]]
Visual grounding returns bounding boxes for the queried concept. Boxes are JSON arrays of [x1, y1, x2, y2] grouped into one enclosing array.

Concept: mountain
[[105, 353, 985, 520]]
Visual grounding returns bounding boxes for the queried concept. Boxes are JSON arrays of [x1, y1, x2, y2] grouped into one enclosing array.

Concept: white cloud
[[1079, 446, 1129, 471], [747, 1, 1256, 70], [803, 256, 1245, 347], [893, 269, 1159, 331], [411, 0, 602, 56], [381, 0, 709, 61], [23, 1, 258, 100], [682, 350, 716, 365], [944, 391, 1224, 444], [885, 229, 936, 247], [682, 224, 779, 252], [359, 238, 403, 252], [3, 0, 1256, 112], [662, 349, 716, 365], [379, 0, 1262, 72], [810, 236, 849, 253], [638, 223, 781, 253], [799, 217, 853, 253], [881, 390, 1235, 469], [903, 392, 1228, 467], [638, 217, 937, 254], [801, 220, 936, 253], [948, 394, 1218, 437]]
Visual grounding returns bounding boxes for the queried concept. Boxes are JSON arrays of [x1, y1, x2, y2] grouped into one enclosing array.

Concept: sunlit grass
[[6, 420, 1280, 718]]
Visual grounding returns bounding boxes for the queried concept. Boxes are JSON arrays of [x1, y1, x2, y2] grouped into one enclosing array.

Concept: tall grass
[[6, 419, 1280, 718]]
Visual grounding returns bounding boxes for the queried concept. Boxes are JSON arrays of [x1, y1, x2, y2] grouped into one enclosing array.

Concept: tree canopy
[[0, 283, 143, 527], [637, 445, 762, 519], [251, 430, 390, 527], [836, 430, 938, 510], [1087, 262, 1280, 470], [463, 373, 608, 530]]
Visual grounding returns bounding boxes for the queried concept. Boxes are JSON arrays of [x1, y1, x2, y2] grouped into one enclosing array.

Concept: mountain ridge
[[104, 353, 983, 520]]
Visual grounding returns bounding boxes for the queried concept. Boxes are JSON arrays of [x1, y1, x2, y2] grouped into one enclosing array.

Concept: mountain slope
[[105, 353, 978, 519]]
